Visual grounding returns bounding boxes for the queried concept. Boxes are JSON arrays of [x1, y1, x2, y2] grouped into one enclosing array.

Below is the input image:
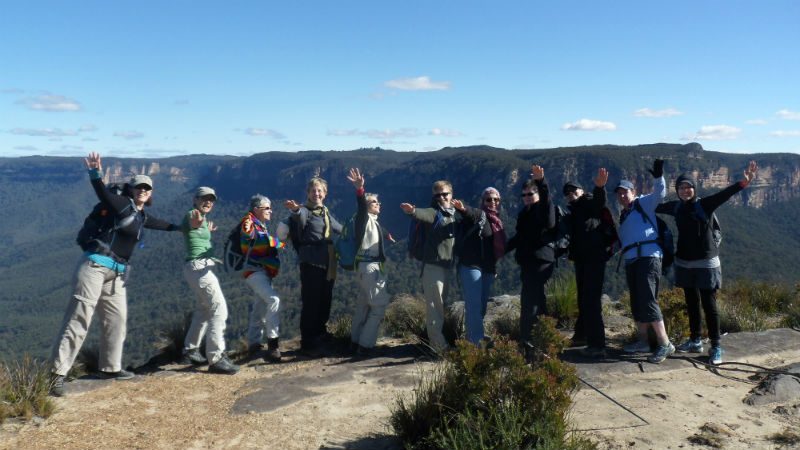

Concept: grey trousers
[[183, 258, 228, 364], [421, 264, 451, 352], [351, 262, 390, 348], [245, 270, 281, 345], [51, 258, 128, 376]]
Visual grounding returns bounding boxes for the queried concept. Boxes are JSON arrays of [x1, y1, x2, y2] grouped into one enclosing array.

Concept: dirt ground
[[2, 331, 799, 450]]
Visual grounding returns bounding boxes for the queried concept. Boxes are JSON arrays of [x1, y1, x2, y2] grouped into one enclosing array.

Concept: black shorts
[[625, 257, 663, 323]]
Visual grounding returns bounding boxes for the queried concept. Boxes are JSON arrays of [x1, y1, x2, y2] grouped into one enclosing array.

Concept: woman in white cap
[[50, 152, 180, 396], [179, 186, 239, 374]]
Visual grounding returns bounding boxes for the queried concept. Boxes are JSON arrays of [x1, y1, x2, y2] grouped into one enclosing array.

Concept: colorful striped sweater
[[240, 212, 286, 279]]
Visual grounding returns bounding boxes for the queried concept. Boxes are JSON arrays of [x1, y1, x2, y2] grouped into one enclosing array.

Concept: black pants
[[684, 287, 720, 346], [299, 263, 335, 347], [573, 260, 606, 349], [519, 261, 555, 343]]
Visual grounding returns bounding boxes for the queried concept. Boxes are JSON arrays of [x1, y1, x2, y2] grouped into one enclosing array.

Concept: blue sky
[[2, 1, 799, 157]]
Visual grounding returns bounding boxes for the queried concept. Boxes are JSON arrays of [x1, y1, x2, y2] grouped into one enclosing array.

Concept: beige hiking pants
[[421, 264, 451, 352], [350, 262, 390, 348], [51, 258, 128, 376], [183, 258, 228, 364]]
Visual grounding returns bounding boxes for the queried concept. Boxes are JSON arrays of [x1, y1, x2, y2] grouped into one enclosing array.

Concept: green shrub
[[327, 314, 353, 346], [0, 355, 56, 423], [152, 314, 193, 362], [546, 273, 579, 327], [780, 300, 800, 328], [384, 294, 427, 342], [390, 323, 592, 449], [658, 288, 690, 343], [726, 279, 794, 315], [718, 298, 769, 333]]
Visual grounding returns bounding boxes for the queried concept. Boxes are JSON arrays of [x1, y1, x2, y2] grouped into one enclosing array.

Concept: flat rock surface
[[2, 331, 799, 449]]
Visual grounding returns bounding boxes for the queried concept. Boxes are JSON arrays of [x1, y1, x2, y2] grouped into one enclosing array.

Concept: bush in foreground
[[390, 318, 594, 449], [0, 355, 55, 424]]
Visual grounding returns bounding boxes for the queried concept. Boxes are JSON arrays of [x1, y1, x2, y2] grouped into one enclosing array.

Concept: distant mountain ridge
[[2, 143, 799, 366]]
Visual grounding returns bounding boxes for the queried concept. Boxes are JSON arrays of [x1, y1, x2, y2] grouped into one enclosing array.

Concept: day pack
[[223, 221, 254, 273], [675, 200, 722, 248], [334, 214, 358, 271], [621, 199, 674, 273], [454, 210, 487, 258], [546, 205, 571, 259], [407, 209, 455, 262], [75, 184, 140, 258]]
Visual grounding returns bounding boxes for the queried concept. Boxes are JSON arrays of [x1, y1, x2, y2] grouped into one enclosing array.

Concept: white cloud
[[18, 94, 81, 111], [685, 125, 741, 141], [429, 128, 463, 137], [384, 76, 451, 91], [10, 127, 78, 137], [746, 119, 768, 125], [243, 128, 286, 139], [2, 88, 24, 94], [13, 145, 37, 151], [561, 119, 617, 131], [633, 108, 683, 118], [79, 124, 97, 132], [776, 109, 800, 120], [770, 130, 800, 137], [113, 130, 145, 140], [82, 137, 99, 142]]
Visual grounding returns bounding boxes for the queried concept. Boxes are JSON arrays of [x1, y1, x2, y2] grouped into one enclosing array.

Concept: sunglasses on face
[[256, 206, 272, 211], [484, 197, 500, 203], [520, 192, 537, 197], [433, 192, 451, 198], [134, 185, 152, 192], [368, 200, 381, 206]]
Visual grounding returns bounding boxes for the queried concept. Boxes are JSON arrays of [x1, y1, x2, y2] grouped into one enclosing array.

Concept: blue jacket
[[618, 176, 666, 261]]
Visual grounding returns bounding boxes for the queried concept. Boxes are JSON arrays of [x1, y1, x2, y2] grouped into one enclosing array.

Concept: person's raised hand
[[400, 203, 415, 214], [84, 152, 102, 171], [347, 167, 365, 190], [594, 168, 609, 187], [284, 199, 301, 212]]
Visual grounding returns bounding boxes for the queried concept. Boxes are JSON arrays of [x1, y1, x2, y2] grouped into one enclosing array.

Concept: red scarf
[[482, 207, 506, 260]]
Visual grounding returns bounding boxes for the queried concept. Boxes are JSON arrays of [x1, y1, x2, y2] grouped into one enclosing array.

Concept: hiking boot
[[647, 342, 675, 364], [97, 369, 135, 380], [623, 340, 652, 354], [709, 346, 723, 365], [50, 375, 66, 397], [180, 348, 207, 365], [208, 355, 240, 375], [676, 338, 704, 353], [264, 338, 282, 363], [247, 343, 262, 358], [580, 346, 606, 359]]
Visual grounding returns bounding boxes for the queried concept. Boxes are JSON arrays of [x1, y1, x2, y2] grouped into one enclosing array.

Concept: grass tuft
[[0, 355, 56, 423]]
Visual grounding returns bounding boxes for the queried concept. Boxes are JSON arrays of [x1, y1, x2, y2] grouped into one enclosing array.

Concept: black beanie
[[563, 181, 582, 196], [675, 174, 696, 192]]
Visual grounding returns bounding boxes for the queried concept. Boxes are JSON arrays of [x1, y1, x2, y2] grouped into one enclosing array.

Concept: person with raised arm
[[656, 160, 758, 365], [50, 152, 180, 396]]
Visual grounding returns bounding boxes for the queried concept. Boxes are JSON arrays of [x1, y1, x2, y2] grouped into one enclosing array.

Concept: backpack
[[546, 205, 571, 258], [223, 220, 254, 273], [621, 199, 674, 273], [674, 200, 722, 248], [75, 184, 141, 259], [334, 214, 358, 271]]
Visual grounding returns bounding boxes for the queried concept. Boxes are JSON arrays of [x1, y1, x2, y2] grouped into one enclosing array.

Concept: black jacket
[[455, 206, 497, 273], [656, 181, 744, 261], [566, 186, 614, 263], [89, 175, 178, 262], [506, 178, 557, 265], [353, 188, 390, 263]]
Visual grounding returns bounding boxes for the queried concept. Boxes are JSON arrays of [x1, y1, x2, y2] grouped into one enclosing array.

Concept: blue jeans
[[458, 265, 495, 344]]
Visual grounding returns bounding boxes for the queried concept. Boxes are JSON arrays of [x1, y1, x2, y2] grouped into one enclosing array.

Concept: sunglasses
[[256, 206, 272, 211], [433, 192, 451, 198], [368, 200, 381, 205], [134, 185, 152, 192], [520, 192, 537, 197], [484, 197, 500, 203]]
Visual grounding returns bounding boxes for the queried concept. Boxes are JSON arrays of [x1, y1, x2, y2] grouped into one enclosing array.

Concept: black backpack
[[223, 220, 255, 273], [620, 199, 674, 273], [546, 205, 571, 259], [75, 184, 141, 259]]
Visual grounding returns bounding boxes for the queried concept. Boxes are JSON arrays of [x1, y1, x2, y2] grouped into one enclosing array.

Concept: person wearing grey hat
[[50, 152, 180, 396], [656, 161, 759, 365], [179, 186, 239, 374], [615, 159, 675, 364]]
